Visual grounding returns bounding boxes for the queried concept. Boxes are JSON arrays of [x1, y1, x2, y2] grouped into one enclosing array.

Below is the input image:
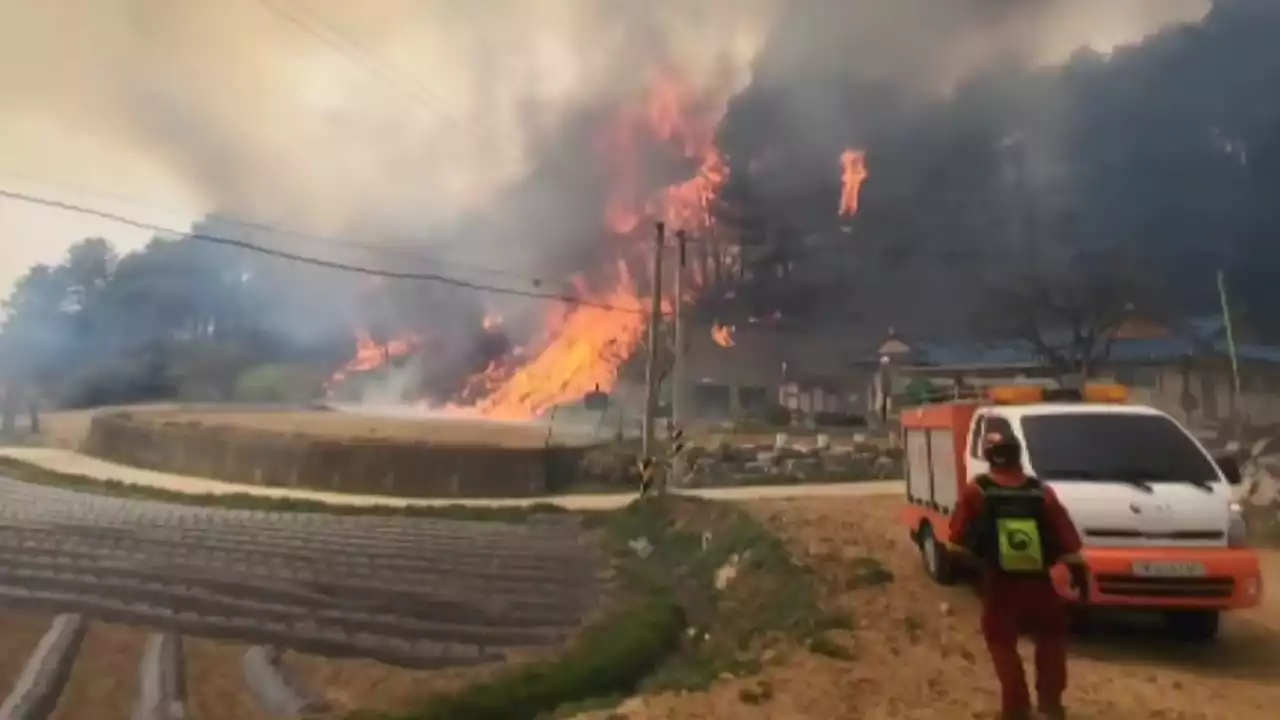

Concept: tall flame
[[470, 261, 648, 419], [331, 71, 735, 419], [470, 72, 732, 419], [839, 149, 869, 217]]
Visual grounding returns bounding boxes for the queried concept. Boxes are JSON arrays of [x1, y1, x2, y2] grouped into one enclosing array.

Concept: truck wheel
[[918, 525, 957, 586], [1165, 610, 1220, 642]]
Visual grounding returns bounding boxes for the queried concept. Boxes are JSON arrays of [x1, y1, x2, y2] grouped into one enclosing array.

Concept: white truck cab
[[902, 384, 1263, 641], [965, 403, 1247, 552]]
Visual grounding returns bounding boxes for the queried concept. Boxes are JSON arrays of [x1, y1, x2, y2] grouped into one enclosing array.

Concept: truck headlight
[[1228, 501, 1249, 548]]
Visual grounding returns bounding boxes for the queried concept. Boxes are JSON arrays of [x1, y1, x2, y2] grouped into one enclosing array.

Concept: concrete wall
[[84, 412, 590, 498]]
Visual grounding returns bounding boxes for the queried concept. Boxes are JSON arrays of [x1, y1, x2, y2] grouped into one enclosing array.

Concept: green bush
[[391, 598, 685, 720], [233, 363, 324, 403]]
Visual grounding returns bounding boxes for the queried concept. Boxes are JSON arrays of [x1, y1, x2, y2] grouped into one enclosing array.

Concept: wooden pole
[[642, 222, 665, 463]]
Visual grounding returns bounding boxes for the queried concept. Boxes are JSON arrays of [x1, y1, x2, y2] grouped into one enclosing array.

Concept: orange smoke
[[711, 323, 735, 347], [839, 149, 869, 217]]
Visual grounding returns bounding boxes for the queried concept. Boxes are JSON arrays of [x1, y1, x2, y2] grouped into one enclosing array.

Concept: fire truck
[[901, 383, 1262, 640]]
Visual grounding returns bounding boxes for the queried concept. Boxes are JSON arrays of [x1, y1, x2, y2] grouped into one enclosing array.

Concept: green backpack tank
[[964, 475, 1061, 574]]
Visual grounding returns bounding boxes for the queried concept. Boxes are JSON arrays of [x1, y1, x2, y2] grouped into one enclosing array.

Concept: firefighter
[[948, 430, 1089, 720]]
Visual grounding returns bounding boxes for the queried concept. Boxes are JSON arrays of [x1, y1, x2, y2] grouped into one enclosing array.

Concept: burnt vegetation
[[2, 1, 1279, 418]]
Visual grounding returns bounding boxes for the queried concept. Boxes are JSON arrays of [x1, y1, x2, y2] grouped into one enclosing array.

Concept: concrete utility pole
[[672, 230, 688, 428], [670, 230, 688, 489], [642, 222, 665, 461]]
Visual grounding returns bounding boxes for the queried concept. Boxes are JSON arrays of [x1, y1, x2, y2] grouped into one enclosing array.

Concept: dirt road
[[619, 495, 1280, 719]]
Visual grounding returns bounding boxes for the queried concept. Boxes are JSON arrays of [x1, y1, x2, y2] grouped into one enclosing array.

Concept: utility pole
[[642, 222, 665, 464], [670, 230, 688, 488], [1218, 269, 1242, 435], [672, 230, 688, 428]]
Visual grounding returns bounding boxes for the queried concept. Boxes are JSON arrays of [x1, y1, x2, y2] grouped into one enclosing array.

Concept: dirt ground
[[182, 636, 272, 720], [0, 610, 60, 692], [612, 495, 1280, 719], [44, 405, 564, 449], [49, 623, 146, 720], [152, 410, 558, 447]]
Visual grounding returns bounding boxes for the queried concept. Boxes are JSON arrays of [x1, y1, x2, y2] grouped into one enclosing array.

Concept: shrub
[[233, 363, 324, 403]]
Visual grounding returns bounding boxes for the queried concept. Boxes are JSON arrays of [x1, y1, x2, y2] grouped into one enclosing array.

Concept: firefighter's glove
[[1066, 562, 1090, 603]]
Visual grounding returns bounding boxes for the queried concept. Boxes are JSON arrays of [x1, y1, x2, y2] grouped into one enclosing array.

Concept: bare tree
[[974, 248, 1149, 380]]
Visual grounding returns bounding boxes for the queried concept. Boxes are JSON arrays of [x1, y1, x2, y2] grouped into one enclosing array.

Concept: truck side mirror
[[1213, 455, 1242, 485]]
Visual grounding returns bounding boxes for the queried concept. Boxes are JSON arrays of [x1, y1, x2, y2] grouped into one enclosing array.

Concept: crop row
[[0, 615, 332, 719], [0, 475, 601, 666]]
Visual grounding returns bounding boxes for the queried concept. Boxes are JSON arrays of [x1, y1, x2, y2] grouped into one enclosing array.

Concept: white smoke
[[0, 0, 778, 238], [0, 0, 1209, 297]]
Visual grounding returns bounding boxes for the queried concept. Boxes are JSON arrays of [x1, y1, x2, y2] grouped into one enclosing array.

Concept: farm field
[[0, 475, 602, 717], [130, 408, 566, 447]]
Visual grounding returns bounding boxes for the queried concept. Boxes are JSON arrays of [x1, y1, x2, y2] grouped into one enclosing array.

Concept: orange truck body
[[900, 398, 1263, 612]]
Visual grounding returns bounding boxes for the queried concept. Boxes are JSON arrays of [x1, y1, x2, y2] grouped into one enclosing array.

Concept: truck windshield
[[1020, 413, 1219, 483]]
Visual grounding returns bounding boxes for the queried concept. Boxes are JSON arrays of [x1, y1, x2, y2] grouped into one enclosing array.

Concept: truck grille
[[1094, 574, 1235, 599]]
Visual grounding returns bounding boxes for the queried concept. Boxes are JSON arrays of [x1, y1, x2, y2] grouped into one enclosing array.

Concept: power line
[[0, 167, 531, 283], [7, 183, 1213, 340], [252, 0, 531, 167], [0, 186, 646, 313], [0, 184, 929, 337]]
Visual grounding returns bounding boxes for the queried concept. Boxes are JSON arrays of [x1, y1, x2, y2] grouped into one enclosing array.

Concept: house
[[678, 318, 868, 419], [855, 317, 1280, 428]]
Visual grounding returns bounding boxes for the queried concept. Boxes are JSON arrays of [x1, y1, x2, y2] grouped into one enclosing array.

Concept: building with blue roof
[[857, 316, 1280, 428]]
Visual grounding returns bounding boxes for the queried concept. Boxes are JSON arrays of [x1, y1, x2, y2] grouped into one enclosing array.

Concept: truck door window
[[969, 415, 986, 458]]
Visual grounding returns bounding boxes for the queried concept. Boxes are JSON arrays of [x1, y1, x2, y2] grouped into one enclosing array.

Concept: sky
[[0, 0, 1210, 300], [0, 118, 206, 293]]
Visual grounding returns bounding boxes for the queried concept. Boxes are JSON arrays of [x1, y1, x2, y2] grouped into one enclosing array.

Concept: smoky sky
[[0, 0, 1208, 298]]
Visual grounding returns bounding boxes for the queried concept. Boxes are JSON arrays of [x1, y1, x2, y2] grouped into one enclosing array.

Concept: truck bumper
[[1052, 547, 1263, 610]]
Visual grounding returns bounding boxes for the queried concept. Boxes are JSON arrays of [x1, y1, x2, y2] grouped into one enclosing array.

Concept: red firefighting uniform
[[948, 467, 1085, 717]]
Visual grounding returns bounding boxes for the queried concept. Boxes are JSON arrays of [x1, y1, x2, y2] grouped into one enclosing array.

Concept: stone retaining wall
[[83, 412, 588, 498]]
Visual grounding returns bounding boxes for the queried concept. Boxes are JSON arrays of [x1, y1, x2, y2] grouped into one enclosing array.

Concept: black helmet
[[982, 431, 1022, 471]]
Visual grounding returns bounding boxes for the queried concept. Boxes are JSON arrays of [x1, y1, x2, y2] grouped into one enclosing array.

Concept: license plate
[[1131, 561, 1206, 578]]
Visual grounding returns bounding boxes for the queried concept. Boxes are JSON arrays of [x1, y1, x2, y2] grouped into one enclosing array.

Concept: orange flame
[[711, 323, 735, 347], [330, 71, 735, 418], [463, 72, 732, 419], [839, 149, 869, 217], [327, 330, 422, 386], [470, 261, 648, 420]]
